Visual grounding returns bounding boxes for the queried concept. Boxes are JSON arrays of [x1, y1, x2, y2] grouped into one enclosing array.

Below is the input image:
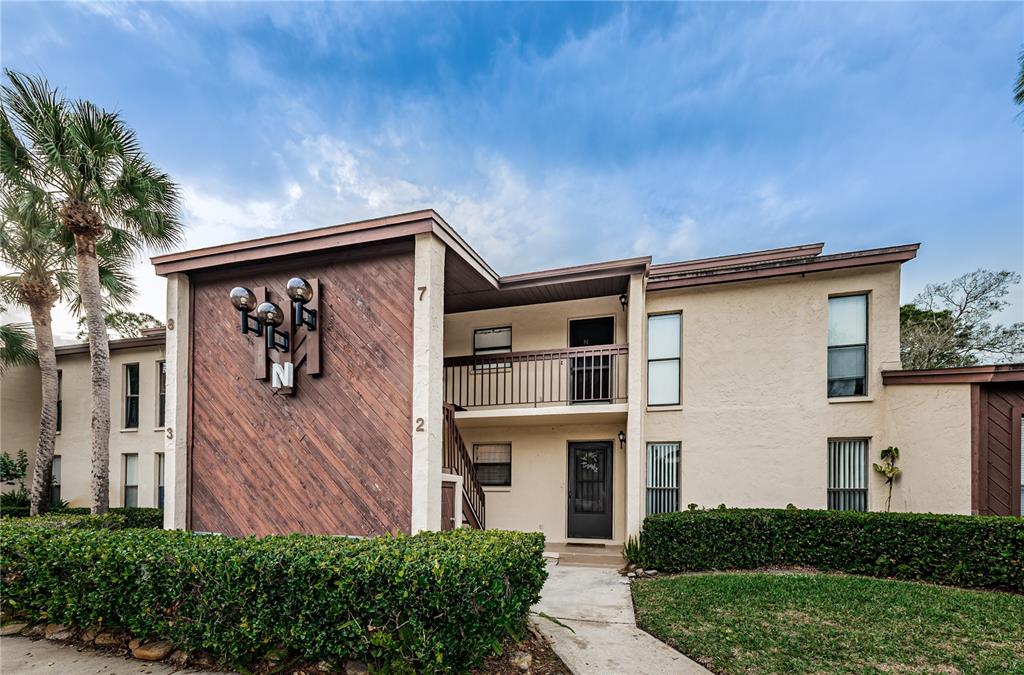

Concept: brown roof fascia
[[498, 256, 651, 289], [882, 364, 1024, 385], [55, 332, 166, 357], [650, 242, 824, 276], [647, 243, 920, 291]]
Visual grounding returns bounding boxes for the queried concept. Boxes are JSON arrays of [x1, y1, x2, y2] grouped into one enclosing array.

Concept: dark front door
[[568, 317, 614, 403], [567, 442, 613, 539]]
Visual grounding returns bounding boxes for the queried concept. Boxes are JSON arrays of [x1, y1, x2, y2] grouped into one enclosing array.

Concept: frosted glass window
[[473, 327, 512, 354], [647, 314, 680, 405], [828, 295, 867, 346]]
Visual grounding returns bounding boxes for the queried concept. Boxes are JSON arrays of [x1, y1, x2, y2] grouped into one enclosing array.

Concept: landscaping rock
[[191, 652, 218, 669], [132, 640, 174, 661], [93, 632, 123, 647], [81, 627, 99, 643], [43, 623, 66, 638], [44, 624, 74, 641], [0, 622, 28, 636], [316, 659, 341, 672], [128, 637, 142, 650], [345, 660, 369, 674], [168, 649, 189, 667], [635, 568, 644, 575], [627, 572, 636, 578], [23, 623, 47, 638], [510, 650, 532, 672], [647, 569, 658, 576]]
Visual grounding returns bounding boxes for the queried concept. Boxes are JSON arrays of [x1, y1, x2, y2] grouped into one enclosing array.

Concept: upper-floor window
[[55, 370, 62, 433], [647, 313, 681, 406], [827, 294, 867, 397], [473, 327, 512, 356], [157, 361, 167, 428], [124, 363, 140, 429]]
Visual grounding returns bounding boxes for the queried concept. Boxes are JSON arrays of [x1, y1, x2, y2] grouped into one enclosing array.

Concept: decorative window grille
[[646, 442, 680, 515], [827, 439, 868, 511]]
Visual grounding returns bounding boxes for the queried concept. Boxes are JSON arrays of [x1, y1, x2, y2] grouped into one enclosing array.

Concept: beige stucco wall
[[458, 422, 627, 544], [643, 264, 916, 511], [881, 383, 973, 514], [0, 344, 166, 509]]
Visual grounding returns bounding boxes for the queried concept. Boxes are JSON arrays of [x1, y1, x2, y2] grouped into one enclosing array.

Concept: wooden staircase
[[442, 403, 485, 529]]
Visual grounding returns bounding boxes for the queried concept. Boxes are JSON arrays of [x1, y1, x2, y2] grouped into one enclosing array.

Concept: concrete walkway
[[530, 563, 710, 675], [0, 638, 219, 675]]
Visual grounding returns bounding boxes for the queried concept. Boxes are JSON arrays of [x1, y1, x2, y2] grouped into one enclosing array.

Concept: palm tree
[[0, 320, 35, 372], [1, 70, 183, 514]]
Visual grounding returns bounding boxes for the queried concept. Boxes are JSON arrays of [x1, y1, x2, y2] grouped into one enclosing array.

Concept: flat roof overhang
[[882, 364, 1024, 385]]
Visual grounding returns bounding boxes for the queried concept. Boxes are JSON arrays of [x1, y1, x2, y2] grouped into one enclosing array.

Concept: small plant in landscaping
[[623, 535, 641, 565], [872, 445, 902, 511], [1, 449, 29, 483]]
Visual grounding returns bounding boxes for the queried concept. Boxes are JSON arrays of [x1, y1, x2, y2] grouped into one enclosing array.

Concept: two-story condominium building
[[142, 210, 1022, 543], [1, 328, 168, 509]]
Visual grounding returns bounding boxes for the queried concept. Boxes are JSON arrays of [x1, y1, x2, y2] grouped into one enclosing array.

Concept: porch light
[[286, 277, 317, 330], [618, 430, 626, 447], [229, 287, 263, 336], [256, 302, 289, 352], [619, 293, 628, 310]]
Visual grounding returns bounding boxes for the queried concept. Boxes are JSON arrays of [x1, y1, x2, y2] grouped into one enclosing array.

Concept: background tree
[[1015, 49, 1024, 107], [900, 269, 1024, 369], [75, 310, 163, 340], [2, 70, 183, 514]]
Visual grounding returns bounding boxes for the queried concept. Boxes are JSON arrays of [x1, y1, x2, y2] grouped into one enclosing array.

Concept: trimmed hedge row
[[640, 509, 1023, 591], [0, 518, 546, 672], [0, 506, 162, 528]]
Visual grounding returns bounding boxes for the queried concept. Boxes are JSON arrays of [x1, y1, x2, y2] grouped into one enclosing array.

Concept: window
[[123, 454, 139, 507], [55, 370, 62, 433], [473, 327, 511, 370], [827, 439, 867, 511], [157, 361, 167, 428], [647, 314, 680, 406], [156, 452, 165, 509], [474, 443, 511, 487], [50, 455, 61, 506], [646, 443, 679, 515], [124, 363, 140, 429], [828, 295, 868, 397]]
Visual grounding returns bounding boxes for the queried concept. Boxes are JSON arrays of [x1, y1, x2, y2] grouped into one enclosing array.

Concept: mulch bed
[[471, 626, 569, 674]]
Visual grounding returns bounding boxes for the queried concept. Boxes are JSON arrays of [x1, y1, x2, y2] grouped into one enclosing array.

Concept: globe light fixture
[[229, 287, 263, 336], [286, 277, 318, 330], [256, 302, 289, 352]]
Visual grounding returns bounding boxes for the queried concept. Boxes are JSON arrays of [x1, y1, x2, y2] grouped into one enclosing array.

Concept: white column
[[411, 233, 446, 533], [163, 273, 190, 530], [625, 272, 647, 538]]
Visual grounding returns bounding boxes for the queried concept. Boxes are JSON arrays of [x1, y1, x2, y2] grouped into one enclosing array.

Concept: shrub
[[639, 508, 1023, 591], [0, 506, 158, 525], [0, 523, 546, 672]]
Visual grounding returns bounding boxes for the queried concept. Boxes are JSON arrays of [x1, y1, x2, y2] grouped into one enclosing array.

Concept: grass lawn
[[632, 571, 1024, 674]]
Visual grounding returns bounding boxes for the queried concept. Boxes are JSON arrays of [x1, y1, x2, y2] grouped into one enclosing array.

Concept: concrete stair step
[[545, 544, 625, 569]]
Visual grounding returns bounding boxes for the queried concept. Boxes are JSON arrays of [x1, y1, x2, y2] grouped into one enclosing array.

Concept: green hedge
[[0, 521, 546, 672], [0, 506, 161, 527], [640, 509, 1024, 591]]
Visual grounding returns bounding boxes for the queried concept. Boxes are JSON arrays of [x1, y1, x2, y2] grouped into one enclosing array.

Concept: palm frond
[[0, 322, 36, 372]]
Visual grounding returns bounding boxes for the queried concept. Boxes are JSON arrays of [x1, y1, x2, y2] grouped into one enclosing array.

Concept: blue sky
[[2, 1, 1022, 338]]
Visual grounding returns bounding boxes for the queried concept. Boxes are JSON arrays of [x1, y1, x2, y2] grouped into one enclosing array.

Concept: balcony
[[443, 344, 628, 424]]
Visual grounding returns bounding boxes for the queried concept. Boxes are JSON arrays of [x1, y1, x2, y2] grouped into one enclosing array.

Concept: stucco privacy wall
[[457, 423, 627, 544], [1, 346, 166, 508], [643, 264, 905, 510], [881, 383, 972, 513]]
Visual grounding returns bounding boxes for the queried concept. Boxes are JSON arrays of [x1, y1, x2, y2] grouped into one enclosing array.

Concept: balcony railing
[[443, 403, 485, 528], [443, 344, 628, 409]]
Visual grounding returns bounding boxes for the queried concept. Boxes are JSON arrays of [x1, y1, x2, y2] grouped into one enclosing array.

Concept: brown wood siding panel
[[188, 245, 415, 537], [975, 383, 1024, 516]]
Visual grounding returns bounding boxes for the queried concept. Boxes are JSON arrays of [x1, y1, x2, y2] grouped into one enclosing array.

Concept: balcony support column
[[625, 272, 647, 539], [411, 232, 446, 533]]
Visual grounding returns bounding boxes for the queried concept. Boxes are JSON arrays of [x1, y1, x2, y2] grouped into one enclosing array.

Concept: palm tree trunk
[[27, 301, 58, 516], [73, 233, 112, 515]]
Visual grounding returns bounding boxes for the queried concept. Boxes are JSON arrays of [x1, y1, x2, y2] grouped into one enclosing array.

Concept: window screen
[[827, 439, 867, 511], [474, 443, 511, 487], [647, 442, 679, 515]]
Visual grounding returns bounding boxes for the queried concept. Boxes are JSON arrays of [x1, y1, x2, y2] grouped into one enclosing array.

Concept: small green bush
[[0, 523, 546, 672], [640, 509, 1023, 591], [0, 506, 159, 525]]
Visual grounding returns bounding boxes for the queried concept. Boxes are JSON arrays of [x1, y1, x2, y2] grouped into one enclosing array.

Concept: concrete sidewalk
[[0, 637, 220, 675], [530, 563, 710, 675]]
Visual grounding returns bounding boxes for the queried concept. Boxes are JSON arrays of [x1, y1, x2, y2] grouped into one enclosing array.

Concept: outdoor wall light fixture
[[229, 287, 263, 336], [256, 302, 289, 352], [618, 430, 626, 447], [619, 293, 628, 310], [286, 277, 318, 330]]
